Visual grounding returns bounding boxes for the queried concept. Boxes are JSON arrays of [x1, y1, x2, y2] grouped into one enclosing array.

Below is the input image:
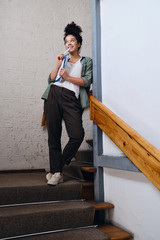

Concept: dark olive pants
[[44, 85, 84, 174]]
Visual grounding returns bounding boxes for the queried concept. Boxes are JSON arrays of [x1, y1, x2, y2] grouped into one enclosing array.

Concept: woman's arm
[[59, 68, 85, 86], [50, 54, 64, 81]]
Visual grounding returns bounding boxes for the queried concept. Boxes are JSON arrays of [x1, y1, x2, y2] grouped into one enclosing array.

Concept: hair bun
[[64, 21, 82, 36], [64, 22, 83, 49]]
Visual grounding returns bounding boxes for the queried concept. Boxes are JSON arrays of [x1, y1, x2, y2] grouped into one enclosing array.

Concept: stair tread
[[14, 228, 109, 240], [63, 161, 94, 182], [82, 181, 94, 186], [0, 201, 95, 239], [67, 161, 93, 168], [0, 171, 77, 187], [0, 171, 82, 205], [98, 224, 132, 240], [81, 166, 96, 173], [0, 201, 93, 216], [75, 151, 93, 163], [87, 200, 114, 210]]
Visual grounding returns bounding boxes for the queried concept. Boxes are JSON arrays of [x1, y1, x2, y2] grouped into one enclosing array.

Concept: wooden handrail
[[90, 95, 160, 191]]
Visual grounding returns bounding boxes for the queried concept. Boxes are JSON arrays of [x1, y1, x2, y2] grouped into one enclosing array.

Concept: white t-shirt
[[53, 58, 82, 99]]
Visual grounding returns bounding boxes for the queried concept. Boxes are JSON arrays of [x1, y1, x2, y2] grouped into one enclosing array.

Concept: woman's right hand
[[50, 54, 64, 81], [56, 54, 64, 68]]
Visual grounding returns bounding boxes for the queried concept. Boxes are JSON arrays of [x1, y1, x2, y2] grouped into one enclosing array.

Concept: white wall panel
[[100, 1, 160, 239], [100, 0, 160, 154]]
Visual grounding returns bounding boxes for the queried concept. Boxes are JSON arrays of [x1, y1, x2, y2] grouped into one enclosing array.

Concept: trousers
[[44, 85, 84, 173]]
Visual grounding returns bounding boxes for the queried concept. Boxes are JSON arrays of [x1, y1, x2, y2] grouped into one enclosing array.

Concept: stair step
[[0, 171, 82, 205], [81, 166, 96, 173], [98, 224, 133, 240], [75, 150, 93, 163], [5, 227, 110, 240], [87, 200, 114, 210], [0, 201, 95, 239], [81, 182, 94, 200], [63, 161, 85, 181], [63, 162, 95, 183], [82, 182, 94, 187]]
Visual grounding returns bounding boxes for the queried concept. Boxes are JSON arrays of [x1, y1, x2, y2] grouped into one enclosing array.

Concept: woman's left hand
[[59, 68, 69, 81]]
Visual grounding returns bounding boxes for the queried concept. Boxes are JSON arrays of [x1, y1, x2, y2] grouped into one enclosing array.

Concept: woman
[[42, 22, 92, 185]]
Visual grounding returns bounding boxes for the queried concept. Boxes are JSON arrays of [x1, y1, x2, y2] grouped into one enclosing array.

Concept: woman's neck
[[69, 52, 81, 63]]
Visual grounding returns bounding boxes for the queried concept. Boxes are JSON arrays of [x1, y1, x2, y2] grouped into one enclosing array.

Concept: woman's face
[[64, 35, 81, 54]]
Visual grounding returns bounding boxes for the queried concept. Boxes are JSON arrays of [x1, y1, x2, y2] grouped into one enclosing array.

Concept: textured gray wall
[[0, 0, 92, 170]]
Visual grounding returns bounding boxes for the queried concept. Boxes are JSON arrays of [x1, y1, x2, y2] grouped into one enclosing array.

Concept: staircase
[[0, 144, 133, 240]]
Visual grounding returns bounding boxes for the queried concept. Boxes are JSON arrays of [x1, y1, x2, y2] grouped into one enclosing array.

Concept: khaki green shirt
[[41, 57, 93, 109]]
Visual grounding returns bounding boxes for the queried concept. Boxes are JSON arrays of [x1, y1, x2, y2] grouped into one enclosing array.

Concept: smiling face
[[64, 35, 81, 54]]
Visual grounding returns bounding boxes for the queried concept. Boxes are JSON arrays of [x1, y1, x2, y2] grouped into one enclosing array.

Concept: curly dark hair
[[64, 22, 83, 50]]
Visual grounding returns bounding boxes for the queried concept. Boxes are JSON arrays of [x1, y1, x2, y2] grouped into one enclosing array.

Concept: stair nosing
[[0, 199, 85, 209], [81, 166, 96, 173], [98, 224, 133, 240], [87, 200, 114, 210]]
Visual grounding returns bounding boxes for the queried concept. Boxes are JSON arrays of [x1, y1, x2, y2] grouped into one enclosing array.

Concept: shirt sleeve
[[48, 74, 55, 84], [81, 58, 93, 88]]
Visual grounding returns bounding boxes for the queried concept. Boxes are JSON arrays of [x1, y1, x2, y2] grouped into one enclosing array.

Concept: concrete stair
[[0, 200, 94, 238], [0, 171, 81, 205], [0, 146, 133, 239], [0, 170, 108, 240]]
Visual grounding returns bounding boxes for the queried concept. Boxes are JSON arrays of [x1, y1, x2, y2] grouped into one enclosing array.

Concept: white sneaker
[[47, 172, 63, 186], [46, 173, 53, 181]]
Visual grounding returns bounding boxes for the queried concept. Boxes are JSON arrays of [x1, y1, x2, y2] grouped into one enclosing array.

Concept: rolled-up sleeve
[[48, 74, 56, 84]]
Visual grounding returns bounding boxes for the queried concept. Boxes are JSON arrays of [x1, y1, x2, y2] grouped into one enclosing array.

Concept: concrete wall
[[0, 0, 92, 171], [100, 0, 160, 239]]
